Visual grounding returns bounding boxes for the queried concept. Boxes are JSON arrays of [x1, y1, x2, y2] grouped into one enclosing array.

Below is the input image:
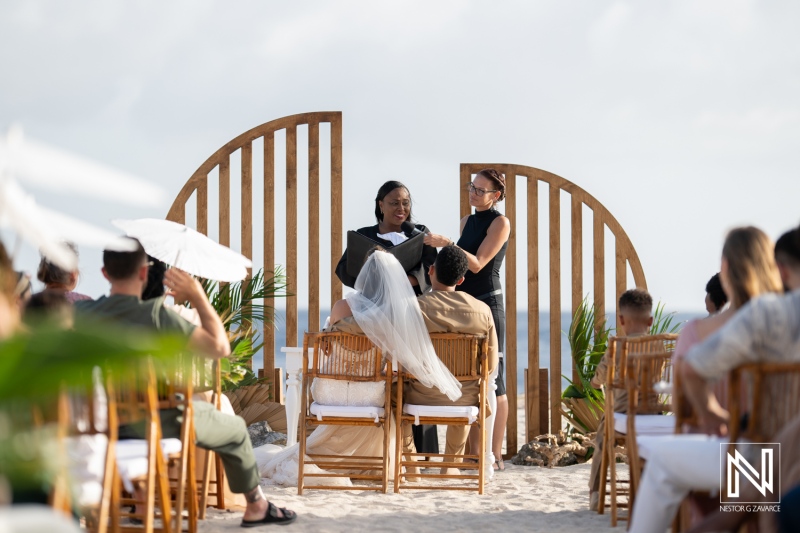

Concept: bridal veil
[[346, 250, 462, 401]]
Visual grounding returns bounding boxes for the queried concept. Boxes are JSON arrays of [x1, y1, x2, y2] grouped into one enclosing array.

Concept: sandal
[[241, 501, 298, 527], [493, 459, 505, 471]]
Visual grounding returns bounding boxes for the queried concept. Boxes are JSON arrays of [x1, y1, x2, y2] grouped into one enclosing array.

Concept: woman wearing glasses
[[424, 168, 511, 471]]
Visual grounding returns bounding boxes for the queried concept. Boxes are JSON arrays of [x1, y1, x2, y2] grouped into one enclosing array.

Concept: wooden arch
[[459, 164, 647, 456], [166, 112, 343, 388]]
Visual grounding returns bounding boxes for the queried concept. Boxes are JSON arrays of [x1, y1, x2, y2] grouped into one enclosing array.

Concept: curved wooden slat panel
[[460, 163, 647, 456], [166, 112, 344, 399]]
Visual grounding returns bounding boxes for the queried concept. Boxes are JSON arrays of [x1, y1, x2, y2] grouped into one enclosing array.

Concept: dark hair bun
[[477, 169, 506, 202]]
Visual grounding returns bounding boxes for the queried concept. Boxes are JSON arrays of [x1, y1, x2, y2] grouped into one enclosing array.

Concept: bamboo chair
[[61, 371, 119, 533], [597, 334, 678, 526], [624, 338, 676, 508], [112, 359, 174, 533], [298, 332, 392, 494], [394, 333, 489, 494], [194, 359, 226, 518], [158, 356, 199, 533]]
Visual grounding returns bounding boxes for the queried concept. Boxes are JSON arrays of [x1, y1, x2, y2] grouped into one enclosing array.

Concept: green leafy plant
[[650, 301, 682, 335], [201, 267, 288, 392], [0, 323, 191, 494], [561, 297, 612, 433]]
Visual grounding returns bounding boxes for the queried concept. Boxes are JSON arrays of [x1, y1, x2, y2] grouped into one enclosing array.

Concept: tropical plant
[[0, 323, 191, 494], [650, 301, 682, 335], [201, 267, 288, 392], [561, 297, 612, 433]]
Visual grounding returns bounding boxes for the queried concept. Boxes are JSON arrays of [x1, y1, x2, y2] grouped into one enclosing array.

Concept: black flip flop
[[241, 502, 298, 528]]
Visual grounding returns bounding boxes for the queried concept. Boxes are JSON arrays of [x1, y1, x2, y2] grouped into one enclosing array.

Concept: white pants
[[628, 435, 726, 533]]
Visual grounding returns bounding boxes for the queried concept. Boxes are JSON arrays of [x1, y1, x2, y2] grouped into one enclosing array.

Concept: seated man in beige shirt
[[327, 245, 498, 472]]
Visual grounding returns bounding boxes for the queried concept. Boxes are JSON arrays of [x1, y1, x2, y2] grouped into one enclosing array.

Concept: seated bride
[[255, 249, 461, 486]]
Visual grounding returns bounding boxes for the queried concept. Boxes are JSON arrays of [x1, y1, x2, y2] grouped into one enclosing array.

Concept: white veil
[[345, 251, 462, 401]]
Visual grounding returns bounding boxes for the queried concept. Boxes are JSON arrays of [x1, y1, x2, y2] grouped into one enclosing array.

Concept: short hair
[[142, 255, 167, 300], [24, 290, 72, 326], [618, 288, 653, 315], [103, 238, 147, 280], [775, 227, 800, 268], [705, 272, 727, 311], [37, 242, 78, 285], [434, 245, 469, 286]]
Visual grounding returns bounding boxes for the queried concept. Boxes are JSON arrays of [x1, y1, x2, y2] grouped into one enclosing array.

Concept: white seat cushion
[[403, 404, 479, 426], [309, 401, 385, 423], [613, 413, 674, 436], [65, 434, 108, 507], [116, 438, 183, 492]]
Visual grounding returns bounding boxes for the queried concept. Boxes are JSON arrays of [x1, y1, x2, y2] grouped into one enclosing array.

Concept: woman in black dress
[[424, 169, 510, 470], [335, 181, 438, 296], [335, 180, 440, 454]]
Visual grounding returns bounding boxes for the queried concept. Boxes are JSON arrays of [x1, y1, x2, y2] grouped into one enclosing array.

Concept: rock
[[510, 430, 601, 468], [247, 421, 288, 448]]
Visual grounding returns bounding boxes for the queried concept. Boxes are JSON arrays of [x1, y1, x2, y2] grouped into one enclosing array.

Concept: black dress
[[335, 222, 440, 453], [456, 208, 508, 396], [335, 223, 438, 295]]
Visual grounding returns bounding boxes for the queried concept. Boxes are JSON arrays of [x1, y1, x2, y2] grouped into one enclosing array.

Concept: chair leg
[[597, 433, 608, 516], [198, 449, 212, 519], [186, 437, 198, 533], [297, 417, 306, 495], [609, 433, 618, 527], [214, 454, 226, 510], [382, 415, 391, 494]]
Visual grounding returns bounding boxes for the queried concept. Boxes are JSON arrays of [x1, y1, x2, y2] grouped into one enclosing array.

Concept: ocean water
[[254, 310, 704, 390]]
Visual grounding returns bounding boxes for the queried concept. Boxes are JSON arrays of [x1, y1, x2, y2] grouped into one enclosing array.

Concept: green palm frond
[[651, 301, 682, 335]]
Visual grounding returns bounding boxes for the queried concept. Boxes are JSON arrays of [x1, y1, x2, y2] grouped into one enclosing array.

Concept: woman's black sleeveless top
[[456, 208, 507, 298]]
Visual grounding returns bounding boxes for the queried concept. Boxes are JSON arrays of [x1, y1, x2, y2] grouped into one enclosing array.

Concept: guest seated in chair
[[587, 288, 654, 510], [627, 225, 800, 533], [74, 239, 297, 527]]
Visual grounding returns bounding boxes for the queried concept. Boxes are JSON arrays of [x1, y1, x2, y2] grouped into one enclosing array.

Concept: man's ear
[[647, 316, 654, 327], [618, 314, 626, 328], [138, 264, 148, 282], [777, 263, 790, 286], [428, 264, 435, 277], [455, 276, 465, 286], [101, 267, 111, 282]]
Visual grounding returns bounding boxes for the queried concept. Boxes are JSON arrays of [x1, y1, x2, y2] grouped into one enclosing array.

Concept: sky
[[1, 0, 799, 313]]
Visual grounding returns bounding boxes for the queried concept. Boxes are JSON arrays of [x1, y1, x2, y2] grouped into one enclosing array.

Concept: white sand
[[200, 462, 627, 533], [199, 401, 624, 533]]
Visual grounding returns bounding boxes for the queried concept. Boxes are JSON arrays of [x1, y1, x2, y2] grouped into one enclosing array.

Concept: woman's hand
[[407, 275, 419, 287], [423, 233, 453, 247]]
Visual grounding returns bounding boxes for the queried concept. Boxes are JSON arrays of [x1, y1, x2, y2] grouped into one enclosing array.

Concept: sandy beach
[[200, 400, 620, 533], [200, 462, 625, 533]]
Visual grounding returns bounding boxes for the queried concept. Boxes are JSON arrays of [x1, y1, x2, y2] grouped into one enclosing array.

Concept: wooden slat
[[526, 177, 539, 439], [615, 239, 626, 309], [286, 126, 298, 348], [330, 116, 343, 305], [241, 143, 253, 270], [593, 210, 605, 330], [570, 195, 582, 385], [197, 179, 208, 235], [263, 132, 275, 384], [308, 122, 320, 332], [219, 156, 230, 247], [504, 169, 517, 457], [460, 164, 471, 219], [549, 185, 561, 434], [539, 368, 549, 435]]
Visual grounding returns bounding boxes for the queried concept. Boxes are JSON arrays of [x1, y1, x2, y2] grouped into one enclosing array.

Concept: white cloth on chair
[[309, 402, 385, 423], [613, 413, 675, 435], [402, 404, 479, 426]]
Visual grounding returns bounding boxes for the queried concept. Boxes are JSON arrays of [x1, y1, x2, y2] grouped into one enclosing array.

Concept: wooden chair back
[[304, 332, 385, 383], [624, 334, 678, 415], [298, 331, 392, 494], [394, 333, 489, 494], [728, 361, 800, 444]]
